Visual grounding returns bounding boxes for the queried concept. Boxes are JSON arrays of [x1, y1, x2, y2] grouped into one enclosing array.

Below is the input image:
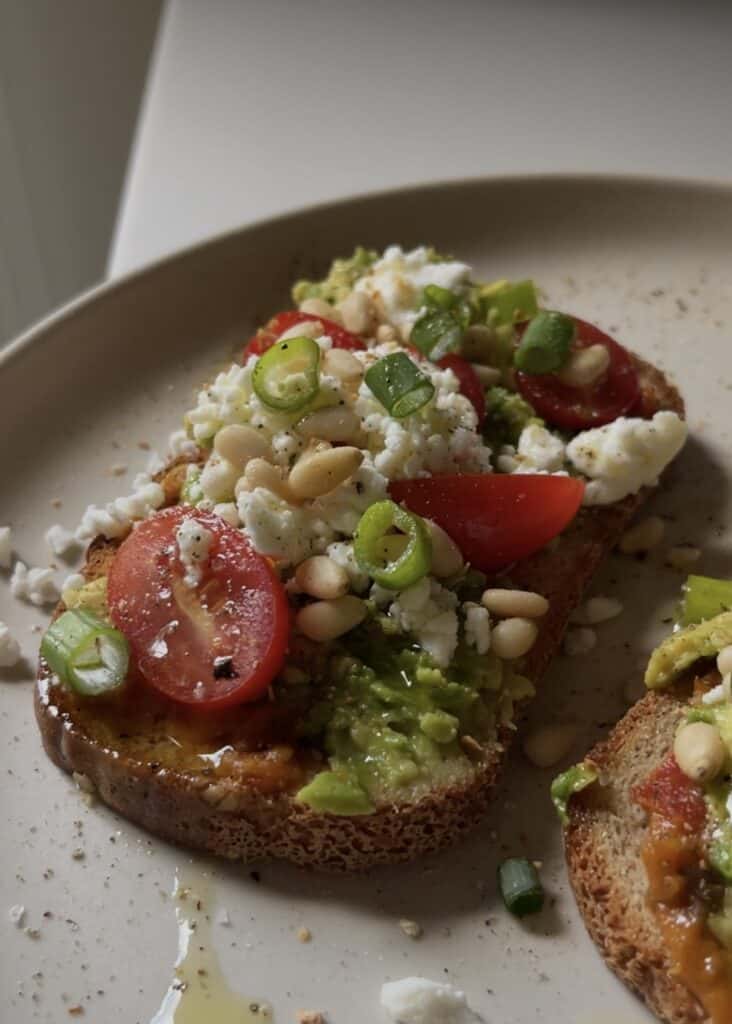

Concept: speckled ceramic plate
[[2, 176, 732, 1024]]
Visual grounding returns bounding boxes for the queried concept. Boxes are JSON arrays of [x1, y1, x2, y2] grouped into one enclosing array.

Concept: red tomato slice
[[438, 354, 486, 424], [108, 507, 289, 709], [632, 755, 707, 832], [245, 310, 365, 357], [515, 316, 640, 430], [389, 474, 584, 572]]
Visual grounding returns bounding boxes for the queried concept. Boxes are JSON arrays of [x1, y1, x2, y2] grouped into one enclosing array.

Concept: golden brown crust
[[565, 688, 709, 1023], [35, 353, 684, 871]]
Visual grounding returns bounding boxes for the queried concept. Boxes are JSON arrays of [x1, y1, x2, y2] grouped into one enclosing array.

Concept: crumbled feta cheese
[[145, 450, 166, 476], [326, 541, 370, 593], [388, 578, 459, 667], [44, 524, 79, 558], [463, 602, 491, 655], [380, 977, 483, 1024], [355, 246, 471, 337], [563, 627, 597, 656], [8, 904, 26, 926], [571, 596, 623, 625], [168, 428, 199, 459], [0, 526, 12, 568], [498, 423, 567, 474], [176, 518, 214, 587], [566, 411, 687, 506], [10, 563, 59, 607], [237, 487, 333, 566], [0, 622, 22, 667], [76, 474, 166, 541]]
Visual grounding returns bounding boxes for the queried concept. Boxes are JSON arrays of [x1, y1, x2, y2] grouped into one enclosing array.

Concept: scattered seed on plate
[[399, 918, 423, 939], [296, 926, 312, 943]]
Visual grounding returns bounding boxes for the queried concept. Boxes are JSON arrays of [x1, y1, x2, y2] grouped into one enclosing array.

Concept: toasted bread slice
[[564, 686, 711, 1024], [35, 354, 684, 871]]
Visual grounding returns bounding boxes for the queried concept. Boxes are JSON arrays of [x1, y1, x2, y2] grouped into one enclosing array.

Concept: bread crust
[[35, 353, 684, 871], [565, 688, 710, 1023]]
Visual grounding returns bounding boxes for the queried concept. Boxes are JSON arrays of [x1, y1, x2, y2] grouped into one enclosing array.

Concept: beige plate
[[2, 176, 732, 1024]]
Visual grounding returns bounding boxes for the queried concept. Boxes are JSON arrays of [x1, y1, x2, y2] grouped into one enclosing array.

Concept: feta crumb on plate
[[380, 977, 484, 1023], [0, 622, 22, 667], [45, 523, 79, 558], [175, 518, 214, 588], [0, 525, 12, 568], [9, 562, 60, 607]]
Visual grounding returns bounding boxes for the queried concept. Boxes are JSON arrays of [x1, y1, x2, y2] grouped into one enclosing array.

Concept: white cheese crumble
[[566, 411, 687, 506], [463, 602, 491, 655], [176, 518, 214, 588], [326, 541, 370, 593], [380, 977, 484, 1024], [76, 473, 166, 541], [9, 562, 60, 606], [8, 904, 26, 927], [0, 622, 22, 667], [237, 486, 333, 566], [168, 427, 199, 459], [0, 525, 12, 568], [388, 577, 459, 668], [45, 524, 79, 557], [497, 423, 567, 474], [354, 245, 471, 338]]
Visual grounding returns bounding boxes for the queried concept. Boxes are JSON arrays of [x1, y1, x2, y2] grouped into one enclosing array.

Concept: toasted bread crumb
[[399, 918, 423, 939], [297, 1012, 326, 1024], [296, 926, 312, 943]]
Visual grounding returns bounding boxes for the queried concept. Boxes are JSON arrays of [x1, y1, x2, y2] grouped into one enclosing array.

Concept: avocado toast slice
[[35, 248, 685, 870]]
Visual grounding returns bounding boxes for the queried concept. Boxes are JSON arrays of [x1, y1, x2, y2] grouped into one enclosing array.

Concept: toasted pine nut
[[718, 645, 732, 677], [289, 445, 363, 500], [296, 595, 367, 642], [557, 344, 610, 389], [337, 291, 375, 335], [481, 588, 549, 619], [278, 319, 324, 342], [322, 347, 364, 382], [666, 545, 702, 571], [523, 723, 578, 769], [236, 458, 296, 502], [571, 595, 623, 625], [376, 324, 397, 343], [470, 363, 502, 386], [674, 721, 726, 782], [297, 406, 363, 444], [491, 617, 538, 660], [299, 297, 342, 322], [213, 502, 240, 527], [200, 456, 239, 503], [424, 520, 463, 578], [214, 423, 270, 468], [619, 515, 665, 554], [295, 556, 349, 600]]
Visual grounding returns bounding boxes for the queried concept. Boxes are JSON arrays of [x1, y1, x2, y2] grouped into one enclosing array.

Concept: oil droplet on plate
[[150, 868, 272, 1024]]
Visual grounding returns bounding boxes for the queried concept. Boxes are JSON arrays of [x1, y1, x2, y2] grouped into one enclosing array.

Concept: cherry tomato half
[[245, 310, 365, 357], [515, 316, 640, 430], [108, 507, 289, 709], [389, 474, 584, 573], [632, 755, 707, 832], [438, 354, 486, 424]]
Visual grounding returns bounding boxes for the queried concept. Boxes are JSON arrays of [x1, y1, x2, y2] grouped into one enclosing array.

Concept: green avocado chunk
[[551, 763, 598, 825], [483, 386, 543, 449], [295, 772, 374, 816], [292, 247, 378, 306], [644, 611, 732, 689], [679, 574, 732, 627]]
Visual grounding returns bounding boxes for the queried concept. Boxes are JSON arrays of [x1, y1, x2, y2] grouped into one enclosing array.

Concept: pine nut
[[322, 347, 363, 382], [666, 545, 702, 571], [571, 595, 623, 625], [200, 456, 239, 503], [236, 458, 296, 502], [425, 520, 463, 578], [619, 515, 665, 554], [470, 363, 502, 386], [674, 721, 726, 783], [278, 319, 324, 342], [299, 297, 342, 322], [295, 556, 349, 600], [337, 291, 375, 335], [289, 445, 363, 500], [523, 723, 578, 769], [481, 588, 549, 619], [557, 344, 610, 388], [296, 595, 367, 642], [491, 617, 538, 660], [213, 502, 240, 527], [214, 423, 270, 467], [718, 645, 732, 677], [297, 406, 363, 444], [376, 324, 397, 343]]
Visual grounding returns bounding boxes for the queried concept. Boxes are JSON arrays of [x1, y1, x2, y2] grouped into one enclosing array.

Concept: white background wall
[[0, 0, 160, 341]]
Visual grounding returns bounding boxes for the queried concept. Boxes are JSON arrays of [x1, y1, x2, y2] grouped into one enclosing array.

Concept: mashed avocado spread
[[292, 247, 378, 306], [295, 623, 532, 815]]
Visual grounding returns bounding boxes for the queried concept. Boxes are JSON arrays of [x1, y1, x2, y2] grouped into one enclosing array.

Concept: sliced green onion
[[423, 283, 457, 310], [514, 311, 575, 374], [679, 575, 732, 627], [252, 335, 320, 412], [410, 309, 463, 360], [480, 279, 539, 326], [551, 763, 598, 825], [354, 499, 432, 590], [498, 857, 545, 917], [41, 609, 129, 697], [364, 353, 435, 419]]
